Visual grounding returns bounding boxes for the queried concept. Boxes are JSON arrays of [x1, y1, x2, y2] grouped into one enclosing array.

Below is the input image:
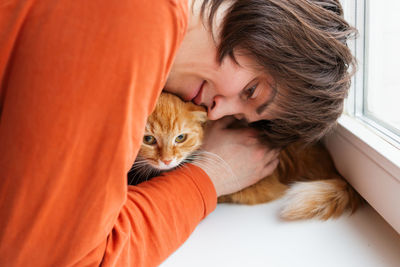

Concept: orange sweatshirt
[[0, 1, 217, 266]]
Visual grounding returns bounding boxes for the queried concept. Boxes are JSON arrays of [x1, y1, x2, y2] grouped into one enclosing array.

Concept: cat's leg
[[218, 175, 288, 205]]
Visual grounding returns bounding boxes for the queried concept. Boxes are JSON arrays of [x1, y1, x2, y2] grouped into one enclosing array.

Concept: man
[[0, 0, 355, 266]]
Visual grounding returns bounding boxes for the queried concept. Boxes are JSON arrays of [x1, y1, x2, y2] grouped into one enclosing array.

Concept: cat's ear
[[192, 110, 207, 124], [186, 102, 208, 123]]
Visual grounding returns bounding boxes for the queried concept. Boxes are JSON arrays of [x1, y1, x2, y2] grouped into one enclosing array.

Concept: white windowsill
[[161, 114, 400, 267], [324, 114, 400, 234], [162, 201, 400, 267]]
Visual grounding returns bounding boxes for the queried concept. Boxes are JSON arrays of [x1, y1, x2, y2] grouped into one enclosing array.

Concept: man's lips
[[192, 80, 205, 105]]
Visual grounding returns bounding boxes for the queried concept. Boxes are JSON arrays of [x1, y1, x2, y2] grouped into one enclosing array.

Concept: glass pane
[[365, 1, 400, 135]]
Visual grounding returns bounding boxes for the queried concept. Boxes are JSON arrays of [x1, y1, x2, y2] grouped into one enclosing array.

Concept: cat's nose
[[162, 159, 172, 165]]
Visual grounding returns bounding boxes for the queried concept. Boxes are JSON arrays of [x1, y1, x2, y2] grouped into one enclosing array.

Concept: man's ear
[[186, 102, 208, 123]]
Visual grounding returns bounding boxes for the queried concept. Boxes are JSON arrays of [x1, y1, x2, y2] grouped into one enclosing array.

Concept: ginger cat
[[130, 92, 363, 220]]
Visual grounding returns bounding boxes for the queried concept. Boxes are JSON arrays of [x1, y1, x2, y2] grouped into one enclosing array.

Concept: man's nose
[[207, 95, 239, 120]]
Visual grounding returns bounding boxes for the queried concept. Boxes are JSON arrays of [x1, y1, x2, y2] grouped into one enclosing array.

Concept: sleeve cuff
[[167, 163, 217, 218]]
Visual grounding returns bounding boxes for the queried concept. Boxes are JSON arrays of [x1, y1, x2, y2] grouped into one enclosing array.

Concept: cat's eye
[[143, 135, 156, 145], [175, 134, 187, 143]]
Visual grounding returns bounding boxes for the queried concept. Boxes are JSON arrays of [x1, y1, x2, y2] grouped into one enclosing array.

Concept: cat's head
[[138, 93, 207, 171]]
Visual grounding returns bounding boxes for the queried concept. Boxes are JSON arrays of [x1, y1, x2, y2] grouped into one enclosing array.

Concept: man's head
[[164, 0, 356, 147]]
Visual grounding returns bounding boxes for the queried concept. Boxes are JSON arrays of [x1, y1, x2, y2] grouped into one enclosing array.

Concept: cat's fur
[[130, 92, 363, 220], [218, 142, 363, 220]]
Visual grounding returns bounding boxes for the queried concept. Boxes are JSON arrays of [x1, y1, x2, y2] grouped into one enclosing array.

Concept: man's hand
[[193, 116, 280, 197]]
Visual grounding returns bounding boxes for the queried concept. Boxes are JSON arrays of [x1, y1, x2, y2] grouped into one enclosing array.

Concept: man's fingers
[[261, 158, 280, 177], [266, 149, 280, 161]]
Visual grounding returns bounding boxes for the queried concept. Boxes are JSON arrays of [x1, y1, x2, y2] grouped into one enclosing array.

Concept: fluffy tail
[[280, 178, 363, 220]]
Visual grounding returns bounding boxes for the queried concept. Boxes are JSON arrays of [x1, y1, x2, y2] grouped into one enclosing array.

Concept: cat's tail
[[280, 178, 363, 220]]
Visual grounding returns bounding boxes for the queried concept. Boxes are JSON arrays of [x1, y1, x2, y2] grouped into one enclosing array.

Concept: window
[[364, 0, 400, 145], [343, 0, 400, 147], [324, 1, 400, 234]]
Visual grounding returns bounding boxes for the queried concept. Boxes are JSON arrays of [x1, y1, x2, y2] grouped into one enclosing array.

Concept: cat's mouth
[[149, 159, 181, 171]]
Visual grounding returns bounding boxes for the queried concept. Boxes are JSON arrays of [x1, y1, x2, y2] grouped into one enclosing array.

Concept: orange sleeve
[[103, 165, 217, 267], [0, 1, 217, 266]]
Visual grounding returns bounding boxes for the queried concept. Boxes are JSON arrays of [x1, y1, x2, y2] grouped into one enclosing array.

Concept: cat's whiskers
[[129, 165, 146, 185], [128, 159, 149, 171], [128, 161, 161, 185], [130, 163, 150, 172], [185, 150, 242, 196], [132, 152, 242, 204]]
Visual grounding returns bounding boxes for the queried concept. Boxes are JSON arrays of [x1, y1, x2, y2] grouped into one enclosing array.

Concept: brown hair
[[200, 0, 357, 147]]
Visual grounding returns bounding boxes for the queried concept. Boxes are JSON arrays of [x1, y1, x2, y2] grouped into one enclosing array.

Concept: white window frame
[[323, 0, 400, 234]]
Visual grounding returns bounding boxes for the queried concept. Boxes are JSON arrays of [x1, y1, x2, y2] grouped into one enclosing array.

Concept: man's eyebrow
[[256, 84, 277, 115]]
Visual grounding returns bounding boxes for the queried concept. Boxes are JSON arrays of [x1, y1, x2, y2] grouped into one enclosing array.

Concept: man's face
[[164, 13, 278, 122]]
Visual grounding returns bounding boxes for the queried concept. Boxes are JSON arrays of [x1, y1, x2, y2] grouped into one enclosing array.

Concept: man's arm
[[0, 1, 207, 266], [103, 165, 216, 266]]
